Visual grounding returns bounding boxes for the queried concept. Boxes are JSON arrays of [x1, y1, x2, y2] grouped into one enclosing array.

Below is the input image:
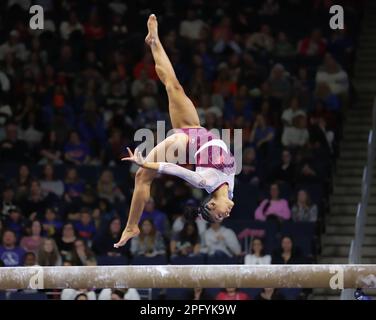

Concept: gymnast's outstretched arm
[[122, 148, 208, 188]]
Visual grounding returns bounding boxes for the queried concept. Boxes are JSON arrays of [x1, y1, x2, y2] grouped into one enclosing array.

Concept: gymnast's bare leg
[[114, 14, 201, 247]]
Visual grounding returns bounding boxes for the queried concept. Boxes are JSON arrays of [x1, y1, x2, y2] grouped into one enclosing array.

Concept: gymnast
[[114, 14, 236, 248]]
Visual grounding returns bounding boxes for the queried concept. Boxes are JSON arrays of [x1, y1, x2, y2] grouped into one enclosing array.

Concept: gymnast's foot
[[114, 225, 140, 248], [145, 14, 159, 47]]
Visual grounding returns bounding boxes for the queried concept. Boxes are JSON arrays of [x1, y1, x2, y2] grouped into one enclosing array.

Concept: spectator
[[140, 197, 169, 236], [61, 288, 96, 300], [216, 288, 251, 300], [327, 29, 354, 66], [273, 32, 295, 59], [130, 219, 166, 257], [101, 129, 128, 165], [292, 190, 318, 222], [20, 220, 44, 254], [281, 114, 310, 148], [133, 51, 158, 80], [238, 147, 260, 185], [131, 69, 158, 98], [292, 66, 315, 110], [255, 288, 285, 300], [37, 238, 62, 266], [40, 164, 64, 198], [0, 220, 3, 242], [19, 180, 49, 219], [38, 130, 63, 164], [213, 63, 238, 98], [74, 209, 96, 240], [281, 96, 306, 127], [75, 293, 88, 300], [309, 116, 335, 154], [295, 155, 323, 185], [92, 217, 129, 257], [298, 29, 326, 57], [0, 30, 29, 61], [179, 9, 206, 41], [315, 53, 349, 96], [171, 200, 208, 242], [0, 121, 29, 163], [14, 164, 32, 202], [64, 131, 90, 165], [272, 235, 302, 264], [246, 24, 274, 55], [84, 10, 106, 41], [23, 251, 37, 266], [269, 150, 296, 186], [42, 208, 63, 237], [170, 221, 201, 257], [259, 0, 280, 16], [244, 237, 271, 265], [60, 11, 84, 40], [186, 288, 213, 300], [268, 64, 291, 101], [204, 222, 241, 258], [255, 183, 291, 221], [213, 16, 241, 54], [97, 170, 125, 204], [64, 167, 85, 201], [4, 208, 25, 239], [98, 288, 140, 300], [249, 114, 275, 158], [56, 222, 77, 260], [71, 239, 97, 266], [0, 186, 18, 219], [77, 100, 106, 154], [0, 230, 26, 266]]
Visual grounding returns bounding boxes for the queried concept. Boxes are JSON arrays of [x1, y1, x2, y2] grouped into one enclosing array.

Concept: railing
[[341, 98, 376, 300]]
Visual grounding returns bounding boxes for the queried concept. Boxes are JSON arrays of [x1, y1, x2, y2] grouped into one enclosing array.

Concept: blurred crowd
[[0, 0, 364, 300]]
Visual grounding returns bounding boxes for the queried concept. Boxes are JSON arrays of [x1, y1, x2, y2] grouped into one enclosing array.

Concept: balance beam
[[0, 265, 376, 290]]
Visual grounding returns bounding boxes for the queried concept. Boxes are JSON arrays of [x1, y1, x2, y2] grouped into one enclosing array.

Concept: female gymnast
[[114, 14, 236, 248]]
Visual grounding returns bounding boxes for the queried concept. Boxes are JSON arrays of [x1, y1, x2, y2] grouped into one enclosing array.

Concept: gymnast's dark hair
[[183, 196, 216, 223]]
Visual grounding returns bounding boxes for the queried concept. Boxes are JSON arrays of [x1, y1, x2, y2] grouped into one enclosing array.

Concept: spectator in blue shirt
[[42, 208, 63, 238], [0, 230, 26, 266], [74, 209, 96, 240], [4, 208, 25, 240], [249, 114, 275, 161], [140, 197, 169, 236], [64, 131, 90, 165]]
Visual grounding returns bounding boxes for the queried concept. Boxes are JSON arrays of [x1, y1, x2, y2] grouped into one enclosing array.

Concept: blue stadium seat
[[131, 255, 168, 265], [9, 292, 48, 300], [206, 288, 221, 299], [0, 291, 6, 300], [279, 288, 302, 300], [96, 255, 129, 265], [165, 288, 190, 300], [137, 288, 152, 300]]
